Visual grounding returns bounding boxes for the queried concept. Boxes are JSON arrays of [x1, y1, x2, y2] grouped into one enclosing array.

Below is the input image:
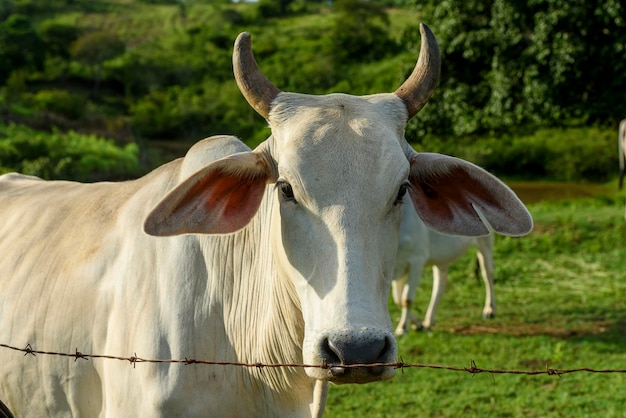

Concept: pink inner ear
[[408, 153, 533, 237], [172, 169, 267, 235], [204, 173, 267, 233], [144, 153, 270, 236], [408, 166, 493, 236]]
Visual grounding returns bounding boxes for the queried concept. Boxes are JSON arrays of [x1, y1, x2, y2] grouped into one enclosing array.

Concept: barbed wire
[[2, 343, 626, 376]]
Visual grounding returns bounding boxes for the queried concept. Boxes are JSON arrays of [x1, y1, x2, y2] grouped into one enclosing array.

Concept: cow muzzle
[[304, 328, 397, 383]]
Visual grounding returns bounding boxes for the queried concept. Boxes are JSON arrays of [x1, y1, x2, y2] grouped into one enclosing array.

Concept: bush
[[0, 13, 44, 83], [29, 89, 86, 120], [129, 86, 201, 139], [0, 123, 140, 181], [329, 0, 398, 64], [39, 21, 81, 59], [414, 126, 617, 182]]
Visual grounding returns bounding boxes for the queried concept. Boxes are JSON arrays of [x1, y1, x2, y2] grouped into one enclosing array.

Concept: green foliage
[[411, 126, 617, 182], [28, 89, 86, 120], [525, 0, 626, 121], [0, 13, 44, 83], [0, 124, 140, 181], [39, 21, 82, 59], [130, 86, 200, 139], [330, 0, 398, 64], [0, 0, 13, 21], [408, 0, 626, 138], [0, 0, 623, 182], [70, 31, 125, 68], [257, 0, 294, 18], [70, 30, 125, 97]]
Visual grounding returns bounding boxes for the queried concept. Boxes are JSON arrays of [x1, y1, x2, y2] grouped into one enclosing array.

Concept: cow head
[[144, 25, 532, 384]]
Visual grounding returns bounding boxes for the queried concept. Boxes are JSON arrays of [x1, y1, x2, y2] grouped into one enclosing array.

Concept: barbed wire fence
[[2, 342, 626, 377]]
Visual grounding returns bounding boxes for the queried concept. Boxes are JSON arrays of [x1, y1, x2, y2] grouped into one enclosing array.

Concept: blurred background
[[0, 0, 624, 185]]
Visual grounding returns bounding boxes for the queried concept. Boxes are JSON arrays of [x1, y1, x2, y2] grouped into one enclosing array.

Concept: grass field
[[326, 191, 626, 417]]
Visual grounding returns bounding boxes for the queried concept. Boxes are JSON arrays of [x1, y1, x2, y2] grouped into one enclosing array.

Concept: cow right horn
[[394, 23, 441, 120], [233, 32, 281, 121]]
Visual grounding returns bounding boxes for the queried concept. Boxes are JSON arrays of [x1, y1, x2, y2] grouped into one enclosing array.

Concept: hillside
[[0, 0, 622, 182], [1, 1, 420, 146]]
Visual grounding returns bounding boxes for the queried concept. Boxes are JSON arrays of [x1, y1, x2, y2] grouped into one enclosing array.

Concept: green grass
[[326, 193, 626, 417]]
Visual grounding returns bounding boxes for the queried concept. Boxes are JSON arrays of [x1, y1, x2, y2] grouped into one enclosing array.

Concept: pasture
[[326, 191, 626, 417]]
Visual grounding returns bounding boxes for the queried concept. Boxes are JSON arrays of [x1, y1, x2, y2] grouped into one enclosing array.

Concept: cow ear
[[407, 152, 533, 237], [144, 151, 270, 236]]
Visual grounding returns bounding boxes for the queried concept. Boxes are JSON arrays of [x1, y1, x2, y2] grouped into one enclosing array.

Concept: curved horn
[[233, 32, 281, 120], [394, 23, 441, 120]]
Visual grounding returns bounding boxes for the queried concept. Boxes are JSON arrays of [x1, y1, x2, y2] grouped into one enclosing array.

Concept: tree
[[0, 14, 44, 83], [0, 0, 13, 22], [257, 0, 295, 17], [70, 31, 125, 98], [39, 21, 81, 59], [330, 0, 397, 65], [406, 0, 626, 140]]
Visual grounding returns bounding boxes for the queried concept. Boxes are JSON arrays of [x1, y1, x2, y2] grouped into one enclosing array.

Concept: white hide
[[0, 29, 532, 417], [392, 202, 495, 334]]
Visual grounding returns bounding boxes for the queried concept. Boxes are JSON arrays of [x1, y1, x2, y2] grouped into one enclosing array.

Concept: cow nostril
[[321, 337, 339, 362], [326, 335, 388, 362], [309, 331, 397, 382], [330, 366, 346, 376], [368, 336, 393, 376], [321, 337, 348, 377]]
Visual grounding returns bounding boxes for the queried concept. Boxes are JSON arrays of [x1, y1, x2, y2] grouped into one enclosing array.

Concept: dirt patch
[[507, 181, 612, 205], [442, 320, 623, 338]]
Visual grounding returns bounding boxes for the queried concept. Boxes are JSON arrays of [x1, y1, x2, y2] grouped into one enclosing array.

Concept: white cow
[[0, 25, 533, 417], [392, 202, 495, 335], [618, 118, 626, 219]]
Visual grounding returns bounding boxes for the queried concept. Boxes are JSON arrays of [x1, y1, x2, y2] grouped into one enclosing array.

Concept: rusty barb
[[2, 343, 626, 376]]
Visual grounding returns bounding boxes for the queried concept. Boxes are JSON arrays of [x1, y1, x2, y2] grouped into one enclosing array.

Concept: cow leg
[[422, 265, 447, 329], [392, 267, 411, 336], [390, 271, 406, 307], [476, 236, 496, 319], [395, 301, 421, 335], [394, 265, 422, 335], [394, 277, 413, 336], [310, 380, 329, 418]]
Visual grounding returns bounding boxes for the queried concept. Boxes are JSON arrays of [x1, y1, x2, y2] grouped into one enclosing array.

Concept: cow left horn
[[233, 32, 281, 120], [394, 23, 441, 120]]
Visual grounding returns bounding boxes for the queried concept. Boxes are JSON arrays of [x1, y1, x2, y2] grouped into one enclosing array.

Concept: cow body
[[0, 26, 532, 416], [392, 203, 495, 334], [0, 136, 321, 416]]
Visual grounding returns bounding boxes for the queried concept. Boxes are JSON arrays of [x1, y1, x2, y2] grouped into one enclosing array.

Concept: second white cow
[[392, 200, 496, 334]]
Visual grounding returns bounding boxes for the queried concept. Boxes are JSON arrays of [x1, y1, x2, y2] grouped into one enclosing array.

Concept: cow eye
[[277, 181, 296, 203], [394, 183, 409, 205]]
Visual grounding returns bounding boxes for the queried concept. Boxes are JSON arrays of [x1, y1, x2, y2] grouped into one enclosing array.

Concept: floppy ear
[[407, 152, 533, 237], [144, 151, 270, 236]]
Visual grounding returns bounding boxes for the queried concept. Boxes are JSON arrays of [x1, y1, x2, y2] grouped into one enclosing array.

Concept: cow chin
[[302, 327, 398, 384], [306, 364, 397, 384]]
